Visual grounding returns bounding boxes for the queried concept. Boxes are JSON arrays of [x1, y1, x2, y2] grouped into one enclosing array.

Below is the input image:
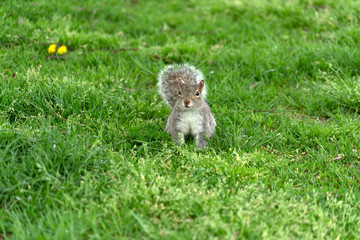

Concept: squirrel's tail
[[157, 64, 206, 108]]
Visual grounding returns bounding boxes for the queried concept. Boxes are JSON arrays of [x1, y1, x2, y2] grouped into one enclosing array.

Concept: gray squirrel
[[157, 64, 216, 149]]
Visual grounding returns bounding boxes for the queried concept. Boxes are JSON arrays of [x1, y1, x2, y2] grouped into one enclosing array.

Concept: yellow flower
[[48, 44, 56, 54], [57, 46, 67, 55]]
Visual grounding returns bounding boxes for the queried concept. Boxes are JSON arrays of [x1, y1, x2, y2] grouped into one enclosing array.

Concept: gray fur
[[158, 63, 207, 107], [158, 64, 216, 149]]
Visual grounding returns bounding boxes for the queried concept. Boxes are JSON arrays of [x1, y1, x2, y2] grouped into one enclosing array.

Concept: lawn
[[1, 0, 360, 239]]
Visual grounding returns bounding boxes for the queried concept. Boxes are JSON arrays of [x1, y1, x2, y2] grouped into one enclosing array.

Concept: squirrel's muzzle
[[183, 99, 191, 107]]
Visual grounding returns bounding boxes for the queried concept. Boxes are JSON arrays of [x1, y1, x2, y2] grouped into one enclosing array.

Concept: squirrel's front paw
[[196, 136, 208, 149], [172, 132, 185, 146]]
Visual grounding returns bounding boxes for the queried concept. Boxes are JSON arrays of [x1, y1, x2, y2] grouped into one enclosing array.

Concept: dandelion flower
[[48, 44, 56, 54], [57, 46, 67, 55]]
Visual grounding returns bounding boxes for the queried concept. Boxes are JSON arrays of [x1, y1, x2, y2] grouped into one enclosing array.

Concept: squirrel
[[157, 64, 216, 149]]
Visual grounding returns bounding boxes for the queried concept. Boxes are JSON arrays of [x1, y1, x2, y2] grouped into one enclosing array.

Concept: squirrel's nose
[[184, 99, 191, 106]]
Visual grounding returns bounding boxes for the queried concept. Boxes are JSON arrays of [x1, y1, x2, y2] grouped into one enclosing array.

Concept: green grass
[[1, 0, 360, 239]]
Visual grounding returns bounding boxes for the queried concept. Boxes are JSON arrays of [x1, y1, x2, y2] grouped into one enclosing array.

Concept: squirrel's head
[[177, 77, 204, 110]]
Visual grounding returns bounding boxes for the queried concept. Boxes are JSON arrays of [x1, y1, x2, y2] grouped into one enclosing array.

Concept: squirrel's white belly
[[178, 110, 203, 136]]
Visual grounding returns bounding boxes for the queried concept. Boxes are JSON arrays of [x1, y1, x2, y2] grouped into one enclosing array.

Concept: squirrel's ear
[[199, 80, 205, 92]]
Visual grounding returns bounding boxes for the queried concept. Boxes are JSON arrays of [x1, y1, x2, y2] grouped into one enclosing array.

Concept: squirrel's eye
[[196, 91, 200, 96], [178, 91, 181, 95]]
